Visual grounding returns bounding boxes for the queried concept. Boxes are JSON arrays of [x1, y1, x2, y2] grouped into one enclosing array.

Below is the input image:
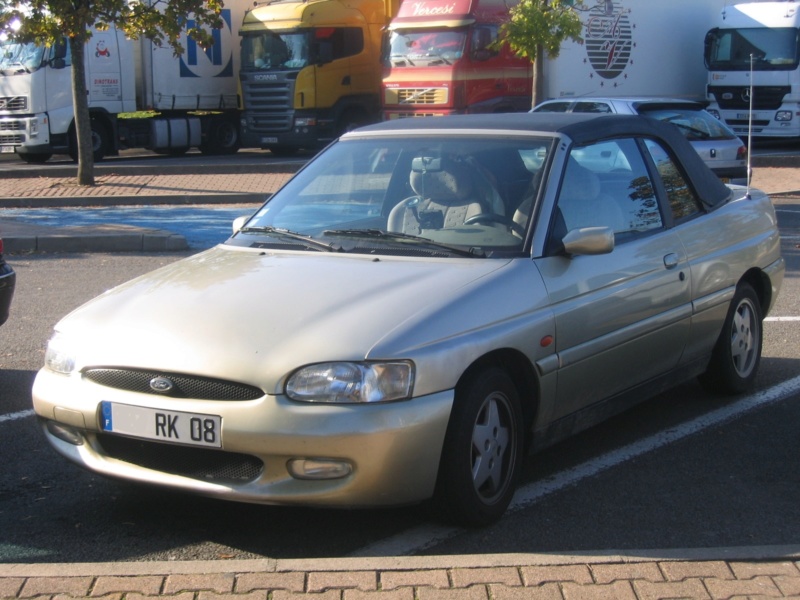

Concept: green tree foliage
[[500, 0, 583, 106], [0, 0, 224, 185]]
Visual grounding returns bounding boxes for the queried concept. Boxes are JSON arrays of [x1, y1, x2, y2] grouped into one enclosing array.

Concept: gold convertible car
[[33, 114, 784, 525]]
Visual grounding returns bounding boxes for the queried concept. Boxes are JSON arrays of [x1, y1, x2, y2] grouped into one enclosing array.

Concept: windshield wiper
[[668, 121, 711, 139], [322, 228, 484, 257], [239, 226, 343, 252]]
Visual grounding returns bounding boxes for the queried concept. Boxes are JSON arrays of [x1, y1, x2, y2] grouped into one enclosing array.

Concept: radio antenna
[[745, 53, 754, 199]]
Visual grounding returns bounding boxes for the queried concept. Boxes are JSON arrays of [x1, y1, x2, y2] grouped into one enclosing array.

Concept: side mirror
[[562, 226, 615, 256], [232, 215, 249, 234]]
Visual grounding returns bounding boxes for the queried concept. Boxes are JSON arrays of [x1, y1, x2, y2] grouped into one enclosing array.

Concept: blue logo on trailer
[[179, 8, 234, 78]]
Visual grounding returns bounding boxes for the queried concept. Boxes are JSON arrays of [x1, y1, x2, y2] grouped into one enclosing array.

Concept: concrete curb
[[2, 545, 800, 577], [0, 193, 265, 209], [1, 222, 189, 253]]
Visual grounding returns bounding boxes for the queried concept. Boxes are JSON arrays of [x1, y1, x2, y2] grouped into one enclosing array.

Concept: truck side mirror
[[49, 38, 67, 69]]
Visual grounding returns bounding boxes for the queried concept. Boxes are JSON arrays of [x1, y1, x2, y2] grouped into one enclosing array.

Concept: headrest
[[410, 156, 473, 202]]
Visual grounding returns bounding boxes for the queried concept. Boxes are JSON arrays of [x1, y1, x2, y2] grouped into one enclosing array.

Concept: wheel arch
[[455, 348, 539, 446], [67, 109, 118, 157], [739, 267, 772, 315]]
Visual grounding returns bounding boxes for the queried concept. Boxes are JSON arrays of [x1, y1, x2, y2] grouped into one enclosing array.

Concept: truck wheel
[[699, 282, 763, 395], [199, 117, 240, 155], [268, 146, 298, 157], [433, 367, 524, 526], [19, 153, 52, 164], [69, 120, 111, 163], [337, 109, 368, 136]]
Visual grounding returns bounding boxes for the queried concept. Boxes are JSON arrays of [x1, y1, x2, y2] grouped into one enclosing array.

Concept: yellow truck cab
[[239, 0, 399, 155]]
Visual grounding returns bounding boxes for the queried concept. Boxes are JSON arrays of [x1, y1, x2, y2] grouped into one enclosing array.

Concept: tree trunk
[[532, 44, 545, 108], [69, 36, 95, 186]]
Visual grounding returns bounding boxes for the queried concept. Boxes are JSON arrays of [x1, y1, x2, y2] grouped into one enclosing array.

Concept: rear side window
[[573, 101, 613, 113], [317, 27, 364, 59], [644, 139, 702, 220], [534, 102, 571, 113], [638, 107, 737, 141]]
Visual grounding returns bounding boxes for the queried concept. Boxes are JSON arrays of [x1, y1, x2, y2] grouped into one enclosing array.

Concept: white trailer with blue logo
[[0, 2, 247, 163], [705, 1, 800, 139]]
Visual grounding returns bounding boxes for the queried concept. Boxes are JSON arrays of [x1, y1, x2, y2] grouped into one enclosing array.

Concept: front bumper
[[0, 262, 15, 326], [32, 367, 454, 508]]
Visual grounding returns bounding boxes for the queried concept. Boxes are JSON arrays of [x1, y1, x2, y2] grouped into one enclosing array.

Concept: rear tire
[[699, 282, 762, 395], [433, 367, 524, 526]]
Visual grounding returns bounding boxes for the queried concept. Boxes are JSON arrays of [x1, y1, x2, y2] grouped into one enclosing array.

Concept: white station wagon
[[33, 114, 784, 525]]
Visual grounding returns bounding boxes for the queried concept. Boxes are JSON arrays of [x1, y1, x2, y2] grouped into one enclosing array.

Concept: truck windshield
[[383, 29, 466, 66], [0, 41, 45, 75], [241, 31, 309, 70], [705, 27, 800, 71]]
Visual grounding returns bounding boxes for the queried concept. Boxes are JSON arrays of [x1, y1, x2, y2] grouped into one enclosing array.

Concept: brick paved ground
[[3, 554, 800, 599]]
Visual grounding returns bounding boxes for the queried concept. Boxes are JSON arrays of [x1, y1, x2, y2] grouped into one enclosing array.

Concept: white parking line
[[351, 374, 800, 557], [766, 316, 800, 322], [0, 409, 34, 424]]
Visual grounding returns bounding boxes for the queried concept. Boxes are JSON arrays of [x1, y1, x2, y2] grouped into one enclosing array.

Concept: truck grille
[[96, 433, 264, 484], [83, 367, 264, 401], [241, 75, 294, 132], [0, 133, 24, 144], [708, 85, 789, 110], [0, 96, 27, 111], [386, 88, 448, 105]]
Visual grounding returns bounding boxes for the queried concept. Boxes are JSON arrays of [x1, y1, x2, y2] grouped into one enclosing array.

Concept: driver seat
[[387, 156, 486, 236]]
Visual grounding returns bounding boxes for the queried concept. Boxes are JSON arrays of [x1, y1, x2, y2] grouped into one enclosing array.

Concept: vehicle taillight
[[737, 145, 748, 161], [0, 238, 4, 255]]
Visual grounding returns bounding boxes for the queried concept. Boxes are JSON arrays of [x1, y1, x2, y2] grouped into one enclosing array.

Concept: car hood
[[56, 246, 516, 392]]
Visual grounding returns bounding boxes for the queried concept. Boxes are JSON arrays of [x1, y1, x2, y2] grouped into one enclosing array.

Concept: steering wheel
[[464, 213, 526, 237]]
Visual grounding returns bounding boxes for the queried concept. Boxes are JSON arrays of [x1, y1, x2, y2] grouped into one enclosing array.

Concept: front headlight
[[44, 332, 76, 374], [286, 361, 414, 403]]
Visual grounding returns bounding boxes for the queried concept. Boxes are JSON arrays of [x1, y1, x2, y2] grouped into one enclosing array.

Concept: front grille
[[241, 76, 294, 132], [0, 120, 24, 131], [385, 88, 448, 105], [0, 133, 24, 144], [708, 85, 789, 110], [0, 96, 27, 111], [83, 368, 264, 400], [96, 433, 264, 483]]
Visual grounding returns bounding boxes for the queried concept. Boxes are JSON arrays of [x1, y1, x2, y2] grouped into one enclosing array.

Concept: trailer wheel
[[199, 116, 240, 155]]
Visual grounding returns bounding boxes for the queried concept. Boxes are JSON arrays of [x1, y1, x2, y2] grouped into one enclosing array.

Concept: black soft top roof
[[352, 113, 732, 210]]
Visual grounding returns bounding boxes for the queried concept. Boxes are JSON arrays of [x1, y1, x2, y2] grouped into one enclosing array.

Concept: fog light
[[46, 420, 84, 445], [287, 458, 352, 480], [775, 110, 793, 122]]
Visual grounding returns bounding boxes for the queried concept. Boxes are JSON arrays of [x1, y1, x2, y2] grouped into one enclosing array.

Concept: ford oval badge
[[150, 376, 174, 394]]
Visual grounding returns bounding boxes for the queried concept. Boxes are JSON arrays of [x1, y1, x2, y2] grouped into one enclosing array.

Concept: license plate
[[0, 146, 14, 154], [261, 137, 278, 144], [100, 401, 222, 448]]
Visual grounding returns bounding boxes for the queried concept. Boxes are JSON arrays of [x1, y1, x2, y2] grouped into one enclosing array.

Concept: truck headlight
[[286, 361, 414, 403], [775, 111, 793, 122], [707, 108, 721, 119], [44, 333, 76, 374], [29, 118, 38, 137]]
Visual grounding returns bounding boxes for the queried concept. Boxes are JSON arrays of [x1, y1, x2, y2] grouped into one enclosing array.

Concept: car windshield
[[230, 135, 552, 257], [241, 31, 309, 70], [637, 107, 738, 141], [705, 27, 800, 71], [0, 41, 45, 74], [383, 29, 467, 66]]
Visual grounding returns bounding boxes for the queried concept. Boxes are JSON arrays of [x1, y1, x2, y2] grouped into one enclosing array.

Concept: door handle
[[663, 253, 680, 269]]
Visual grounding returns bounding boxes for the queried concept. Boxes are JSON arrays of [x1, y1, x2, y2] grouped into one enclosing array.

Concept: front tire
[[434, 367, 524, 526], [699, 282, 763, 395]]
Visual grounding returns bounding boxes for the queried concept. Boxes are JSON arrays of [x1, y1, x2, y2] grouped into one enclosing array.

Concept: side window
[[573, 101, 613, 113], [316, 28, 364, 60], [644, 139, 703, 220], [471, 25, 498, 61], [555, 138, 663, 241]]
